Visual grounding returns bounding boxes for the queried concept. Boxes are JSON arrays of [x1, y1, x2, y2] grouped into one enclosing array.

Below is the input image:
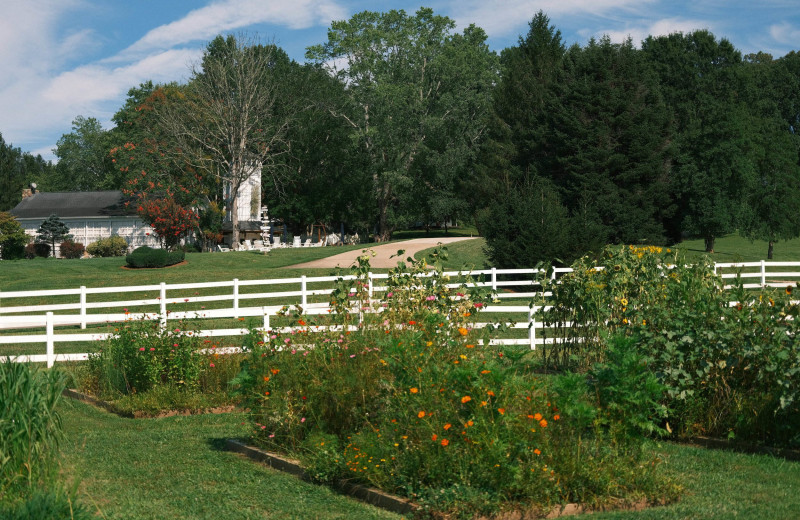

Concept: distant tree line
[[1, 9, 798, 263]]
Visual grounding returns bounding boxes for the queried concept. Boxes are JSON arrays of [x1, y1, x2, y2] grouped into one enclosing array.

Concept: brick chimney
[[21, 182, 37, 199]]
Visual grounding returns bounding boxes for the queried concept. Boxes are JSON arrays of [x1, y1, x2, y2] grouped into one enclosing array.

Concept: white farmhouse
[[9, 189, 160, 256]]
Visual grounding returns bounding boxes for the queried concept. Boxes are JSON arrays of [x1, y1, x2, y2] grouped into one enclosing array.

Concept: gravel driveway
[[287, 236, 477, 269]]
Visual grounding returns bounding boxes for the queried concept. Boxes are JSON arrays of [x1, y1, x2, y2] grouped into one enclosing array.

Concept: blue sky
[[1, 0, 798, 161]]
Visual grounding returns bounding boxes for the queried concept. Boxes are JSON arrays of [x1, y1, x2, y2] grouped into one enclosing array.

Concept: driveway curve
[[287, 236, 477, 269]]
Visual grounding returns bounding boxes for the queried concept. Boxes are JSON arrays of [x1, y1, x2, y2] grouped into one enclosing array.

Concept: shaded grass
[[675, 233, 800, 262], [59, 399, 400, 520]]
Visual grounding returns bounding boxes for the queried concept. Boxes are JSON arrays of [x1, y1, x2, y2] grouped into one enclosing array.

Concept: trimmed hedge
[[125, 246, 185, 268], [87, 235, 128, 257]]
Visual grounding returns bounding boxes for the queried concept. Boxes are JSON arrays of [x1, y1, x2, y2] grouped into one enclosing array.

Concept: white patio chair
[[217, 244, 231, 252], [272, 236, 282, 248], [241, 240, 253, 251], [292, 236, 302, 248], [253, 240, 270, 253], [302, 239, 311, 247]]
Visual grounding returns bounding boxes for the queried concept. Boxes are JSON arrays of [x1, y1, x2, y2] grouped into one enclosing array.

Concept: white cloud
[[769, 22, 800, 45], [119, 0, 348, 59], [449, 0, 656, 38], [589, 17, 713, 47]]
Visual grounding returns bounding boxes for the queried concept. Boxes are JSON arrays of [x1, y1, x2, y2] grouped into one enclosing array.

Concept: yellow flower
[[620, 298, 629, 306]]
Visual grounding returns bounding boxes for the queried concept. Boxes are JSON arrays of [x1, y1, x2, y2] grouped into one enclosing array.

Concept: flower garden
[[3, 245, 800, 518]]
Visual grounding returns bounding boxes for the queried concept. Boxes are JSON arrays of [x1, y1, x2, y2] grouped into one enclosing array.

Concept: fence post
[[491, 267, 497, 298], [263, 307, 270, 344], [301, 275, 307, 307], [233, 278, 240, 319], [528, 307, 536, 351], [46, 312, 54, 368], [761, 260, 767, 288], [80, 286, 87, 329], [160, 282, 167, 330], [368, 272, 374, 303]]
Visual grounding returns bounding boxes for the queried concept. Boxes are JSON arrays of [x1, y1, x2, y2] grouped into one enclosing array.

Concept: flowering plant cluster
[[86, 318, 214, 397], [234, 250, 670, 516], [136, 195, 199, 250]]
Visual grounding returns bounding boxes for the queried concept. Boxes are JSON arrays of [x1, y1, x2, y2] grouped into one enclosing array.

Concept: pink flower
[[386, 292, 393, 298], [149, 347, 155, 351], [350, 354, 356, 358], [426, 295, 435, 301], [209, 362, 215, 368], [301, 417, 306, 423], [139, 347, 145, 351], [269, 433, 275, 438], [173, 343, 179, 347]]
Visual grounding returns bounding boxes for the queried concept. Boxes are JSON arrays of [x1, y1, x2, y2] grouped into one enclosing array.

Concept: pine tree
[[36, 214, 72, 257]]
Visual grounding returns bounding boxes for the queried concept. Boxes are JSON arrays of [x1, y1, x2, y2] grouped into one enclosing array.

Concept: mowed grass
[[58, 398, 800, 520], [59, 399, 400, 520], [0, 244, 380, 292]]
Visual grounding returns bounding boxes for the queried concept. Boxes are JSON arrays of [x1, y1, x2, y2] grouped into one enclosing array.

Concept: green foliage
[[541, 244, 800, 447], [307, 7, 499, 240], [58, 240, 84, 259], [0, 362, 66, 501], [234, 253, 670, 516], [86, 235, 129, 257], [124, 246, 184, 268], [0, 211, 28, 260], [0, 487, 92, 520], [35, 214, 71, 258], [86, 318, 208, 397], [49, 116, 120, 191], [0, 132, 53, 212], [24, 242, 50, 259]]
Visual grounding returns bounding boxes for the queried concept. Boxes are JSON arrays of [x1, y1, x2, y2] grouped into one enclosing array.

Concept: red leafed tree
[[137, 194, 198, 250]]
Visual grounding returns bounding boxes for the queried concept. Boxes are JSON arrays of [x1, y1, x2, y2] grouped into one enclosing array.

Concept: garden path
[[287, 236, 477, 269]]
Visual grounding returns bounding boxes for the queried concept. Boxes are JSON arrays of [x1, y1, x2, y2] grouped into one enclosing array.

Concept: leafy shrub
[[0, 362, 66, 501], [86, 319, 208, 397], [540, 244, 800, 446], [87, 235, 128, 257], [24, 243, 50, 259], [0, 212, 27, 260], [234, 251, 671, 516], [59, 240, 84, 259], [125, 246, 184, 268]]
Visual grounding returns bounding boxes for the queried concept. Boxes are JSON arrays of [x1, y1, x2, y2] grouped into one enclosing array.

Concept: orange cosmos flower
[[441, 439, 449, 447], [553, 414, 560, 421], [418, 411, 426, 418], [458, 327, 469, 336], [271, 368, 280, 375], [487, 390, 495, 397], [466, 344, 475, 349], [497, 408, 505, 415], [539, 419, 548, 428], [461, 395, 472, 404], [481, 370, 490, 374], [466, 420, 474, 427], [533, 413, 542, 421], [410, 387, 419, 394], [444, 423, 452, 430], [432, 434, 438, 441], [534, 449, 541, 455]]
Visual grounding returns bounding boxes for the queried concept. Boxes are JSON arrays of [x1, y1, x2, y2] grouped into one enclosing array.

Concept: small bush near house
[[24, 243, 50, 259], [125, 246, 184, 268], [87, 235, 128, 257], [59, 240, 85, 259]]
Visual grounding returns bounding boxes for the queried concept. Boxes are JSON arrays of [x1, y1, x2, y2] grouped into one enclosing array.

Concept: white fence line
[[2, 263, 799, 367]]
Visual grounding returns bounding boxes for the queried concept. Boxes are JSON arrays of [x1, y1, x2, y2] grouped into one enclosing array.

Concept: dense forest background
[[1, 10, 798, 266]]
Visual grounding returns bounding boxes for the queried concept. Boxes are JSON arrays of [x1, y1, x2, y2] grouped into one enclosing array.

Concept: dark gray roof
[[9, 191, 138, 219]]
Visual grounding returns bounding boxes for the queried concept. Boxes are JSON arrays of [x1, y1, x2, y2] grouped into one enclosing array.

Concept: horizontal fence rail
[[2, 263, 799, 367]]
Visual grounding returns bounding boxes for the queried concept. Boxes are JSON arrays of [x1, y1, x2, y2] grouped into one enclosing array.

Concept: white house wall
[[19, 217, 161, 257]]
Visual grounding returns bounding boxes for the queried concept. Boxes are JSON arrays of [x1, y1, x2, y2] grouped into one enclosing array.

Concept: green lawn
[[58, 398, 800, 519], [60, 399, 400, 520], [675, 233, 800, 262]]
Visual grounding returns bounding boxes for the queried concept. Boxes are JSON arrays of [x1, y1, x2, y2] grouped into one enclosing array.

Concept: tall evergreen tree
[[643, 30, 748, 251]]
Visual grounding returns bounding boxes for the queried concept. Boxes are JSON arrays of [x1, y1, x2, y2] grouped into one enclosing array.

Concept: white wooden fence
[[2, 262, 799, 367]]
